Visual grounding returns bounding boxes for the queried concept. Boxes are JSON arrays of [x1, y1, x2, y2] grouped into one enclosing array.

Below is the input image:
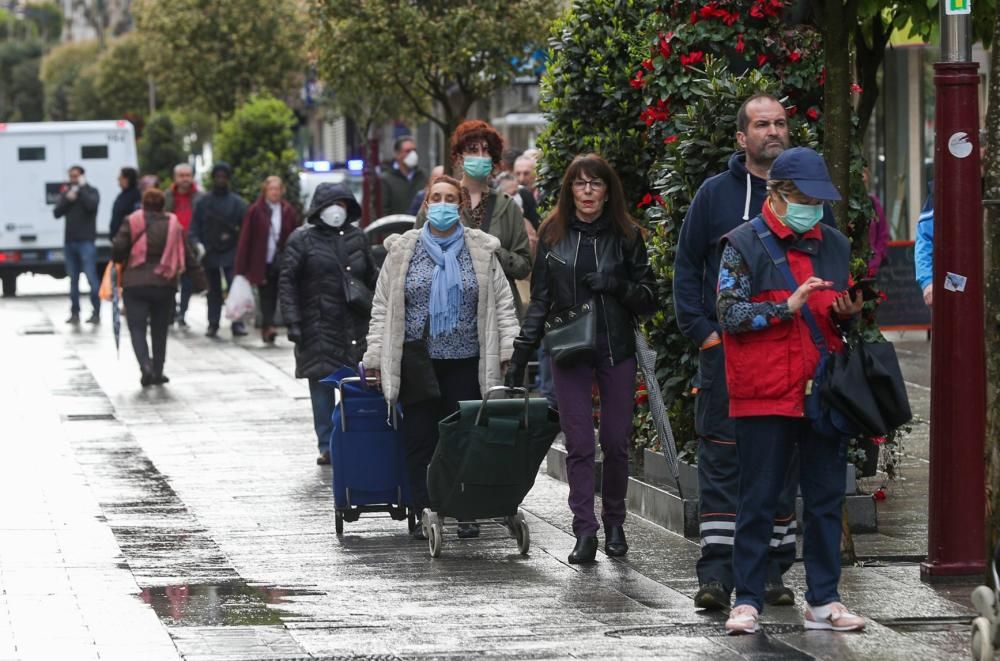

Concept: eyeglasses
[[462, 143, 491, 156], [572, 178, 606, 192]]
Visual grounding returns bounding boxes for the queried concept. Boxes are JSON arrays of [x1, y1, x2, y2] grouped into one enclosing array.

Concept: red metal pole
[[921, 60, 986, 579]]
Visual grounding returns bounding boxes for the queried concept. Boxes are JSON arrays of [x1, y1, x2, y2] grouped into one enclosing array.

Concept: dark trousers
[[551, 338, 636, 538], [123, 286, 175, 375], [205, 265, 235, 328], [401, 357, 480, 513], [64, 240, 100, 315], [694, 343, 796, 592], [308, 378, 335, 453], [733, 416, 847, 612], [258, 262, 280, 328], [177, 274, 193, 319]]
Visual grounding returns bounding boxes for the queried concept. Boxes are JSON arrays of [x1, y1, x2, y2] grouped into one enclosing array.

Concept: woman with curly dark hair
[[416, 120, 531, 315], [506, 154, 656, 564]]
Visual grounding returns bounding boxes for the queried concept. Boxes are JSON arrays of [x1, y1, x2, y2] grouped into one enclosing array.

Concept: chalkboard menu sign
[[875, 241, 931, 330]]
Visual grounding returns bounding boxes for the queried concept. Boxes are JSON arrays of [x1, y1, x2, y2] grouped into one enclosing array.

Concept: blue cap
[[768, 147, 841, 201]]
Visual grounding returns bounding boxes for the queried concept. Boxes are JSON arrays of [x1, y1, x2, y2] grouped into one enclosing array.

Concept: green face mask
[[779, 193, 823, 233], [462, 156, 493, 179]]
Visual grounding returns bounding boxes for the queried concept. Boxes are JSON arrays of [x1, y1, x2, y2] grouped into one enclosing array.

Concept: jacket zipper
[[572, 233, 582, 305], [593, 236, 614, 366]]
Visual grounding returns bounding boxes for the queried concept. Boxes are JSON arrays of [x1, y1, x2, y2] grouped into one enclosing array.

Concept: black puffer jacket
[[512, 217, 656, 366], [279, 185, 376, 379]]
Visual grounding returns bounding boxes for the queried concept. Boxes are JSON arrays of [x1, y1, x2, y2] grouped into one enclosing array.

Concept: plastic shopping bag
[[99, 261, 122, 302], [224, 275, 256, 321]]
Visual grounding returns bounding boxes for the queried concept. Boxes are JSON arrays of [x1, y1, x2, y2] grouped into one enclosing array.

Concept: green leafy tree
[[139, 112, 183, 182], [309, 0, 559, 147], [94, 34, 151, 120], [985, 3, 1000, 573], [0, 40, 44, 121], [39, 40, 100, 120], [133, 0, 305, 119], [214, 95, 300, 206]]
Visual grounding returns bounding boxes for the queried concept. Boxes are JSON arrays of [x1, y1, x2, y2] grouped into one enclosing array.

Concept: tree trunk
[[821, 0, 856, 229], [983, 7, 1000, 584], [854, 17, 889, 137]]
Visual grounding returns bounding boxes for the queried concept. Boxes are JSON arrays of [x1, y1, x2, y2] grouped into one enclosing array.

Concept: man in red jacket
[[165, 163, 203, 327]]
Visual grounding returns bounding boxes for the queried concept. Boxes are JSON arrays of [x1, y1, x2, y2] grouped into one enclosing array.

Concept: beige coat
[[363, 227, 519, 405]]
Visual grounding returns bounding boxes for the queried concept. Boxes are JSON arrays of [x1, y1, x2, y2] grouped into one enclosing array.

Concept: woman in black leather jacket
[[279, 183, 377, 465], [506, 154, 656, 564]]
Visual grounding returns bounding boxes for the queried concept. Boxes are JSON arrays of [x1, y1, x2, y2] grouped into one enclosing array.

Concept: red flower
[[735, 34, 745, 53], [690, 10, 698, 24], [817, 67, 826, 86], [788, 51, 801, 63], [873, 489, 887, 502], [630, 70, 645, 89], [750, 4, 763, 18], [663, 135, 678, 144], [757, 53, 769, 67], [639, 99, 670, 126], [680, 50, 705, 68], [872, 436, 887, 446], [786, 105, 797, 116], [658, 32, 673, 59], [806, 106, 820, 121], [638, 192, 654, 208], [654, 194, 665, 206], [642, 58, 654, 71], [850, 82, 863, 94], [699, 3, 717, 19], [878, 291, 888, 302]]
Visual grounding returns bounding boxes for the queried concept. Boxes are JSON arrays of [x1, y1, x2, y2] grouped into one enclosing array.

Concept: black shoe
[[764, 582, 795, 606], [205, 325, 219, 338], [66, 314, 80, 324], [694, 581, 731, 610], [605, 525, 628, 557], [316, 451, 331, 465], [153, 373, 170, 385], [85, 312, 100, 324], [232, 323, 248, 337], [568, 535, 598, 564], [457, 522, 480, 539], [140, 367, 155, 387]]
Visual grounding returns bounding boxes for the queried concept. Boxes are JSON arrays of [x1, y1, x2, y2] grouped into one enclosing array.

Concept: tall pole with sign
[[921, 0, 987, 579]]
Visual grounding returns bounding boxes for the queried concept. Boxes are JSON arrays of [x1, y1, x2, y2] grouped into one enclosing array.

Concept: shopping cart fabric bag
[[427, 386, 560, 521], [321, 367, 410, 510]]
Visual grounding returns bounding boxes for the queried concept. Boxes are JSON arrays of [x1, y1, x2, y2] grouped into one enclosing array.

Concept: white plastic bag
[[224, 275, 256, 321]]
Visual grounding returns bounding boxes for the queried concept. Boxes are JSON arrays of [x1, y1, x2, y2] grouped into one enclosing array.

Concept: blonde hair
[[261, 176, 284, 194]]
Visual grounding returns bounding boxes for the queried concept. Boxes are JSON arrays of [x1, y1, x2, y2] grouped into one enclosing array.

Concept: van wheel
[[1, 274, 16, 298]]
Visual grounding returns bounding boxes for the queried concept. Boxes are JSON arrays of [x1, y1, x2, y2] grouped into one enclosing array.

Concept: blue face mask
[[427, 202, 461, 231], [462, 156, 493, 179], [780, 193, 823, 233]]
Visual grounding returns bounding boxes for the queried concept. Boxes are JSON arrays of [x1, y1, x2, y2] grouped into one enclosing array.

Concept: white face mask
[[320, 205, 347, 228], [403, 150, 419, 169]]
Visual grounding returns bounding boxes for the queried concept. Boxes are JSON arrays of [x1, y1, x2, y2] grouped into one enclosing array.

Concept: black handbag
[[397, 321, 440, 406], [334, 239, 373, 314], [542, 300, 596, 367]]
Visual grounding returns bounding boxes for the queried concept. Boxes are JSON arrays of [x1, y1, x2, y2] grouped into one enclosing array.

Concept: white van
[[0, 120, 138, 296]]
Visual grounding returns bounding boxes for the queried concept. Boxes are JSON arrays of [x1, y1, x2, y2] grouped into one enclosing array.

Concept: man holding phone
[[53, 165, 101, 324]]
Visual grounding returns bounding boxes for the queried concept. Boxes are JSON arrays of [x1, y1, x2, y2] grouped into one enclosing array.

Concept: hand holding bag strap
[[749, 217, 829, 356]]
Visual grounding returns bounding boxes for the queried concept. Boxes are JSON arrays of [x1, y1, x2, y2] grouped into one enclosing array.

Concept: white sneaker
[[725, 604, 759, 635], [805, 602, 866, 631]]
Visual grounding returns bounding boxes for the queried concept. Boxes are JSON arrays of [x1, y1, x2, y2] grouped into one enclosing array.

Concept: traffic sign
[[945, 0, 972, 15]]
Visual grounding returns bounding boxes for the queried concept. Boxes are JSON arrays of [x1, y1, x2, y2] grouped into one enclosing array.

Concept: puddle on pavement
[[141, 582, 319, 626]]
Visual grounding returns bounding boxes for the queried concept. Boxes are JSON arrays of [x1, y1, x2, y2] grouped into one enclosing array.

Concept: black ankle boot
[[605, 525, 628, 557], [568, 535, 598, 564]]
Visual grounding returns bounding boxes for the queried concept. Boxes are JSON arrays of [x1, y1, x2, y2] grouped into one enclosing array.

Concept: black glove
[[583, 271, 623, 295], [287, 323, 302, 344], [504, 361, 527, 389]]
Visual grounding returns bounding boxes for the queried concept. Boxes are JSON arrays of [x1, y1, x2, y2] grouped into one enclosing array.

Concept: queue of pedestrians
[[75, 95, 878, 637]]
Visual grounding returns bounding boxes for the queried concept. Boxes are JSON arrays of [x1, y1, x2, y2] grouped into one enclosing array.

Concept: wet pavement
[[0, 277, 980, 660]]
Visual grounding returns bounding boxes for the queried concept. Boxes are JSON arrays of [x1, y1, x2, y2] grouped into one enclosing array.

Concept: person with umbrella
[[111, 188, 206, 386], [505, 154, 656, 564], [279, 183, 377, 466]]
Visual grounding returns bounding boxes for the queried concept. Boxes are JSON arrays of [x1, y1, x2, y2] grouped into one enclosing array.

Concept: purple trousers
[[551, 340, 637, 538]]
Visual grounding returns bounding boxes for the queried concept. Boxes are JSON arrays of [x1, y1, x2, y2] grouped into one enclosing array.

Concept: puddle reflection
[[140, 582, 314, 626]]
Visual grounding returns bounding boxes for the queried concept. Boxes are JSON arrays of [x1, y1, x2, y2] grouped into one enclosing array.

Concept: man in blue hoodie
[[673, 93, 836, 611]]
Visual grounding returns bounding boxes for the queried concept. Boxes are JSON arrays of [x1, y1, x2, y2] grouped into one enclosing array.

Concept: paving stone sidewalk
[[0, 284, 981, 660]]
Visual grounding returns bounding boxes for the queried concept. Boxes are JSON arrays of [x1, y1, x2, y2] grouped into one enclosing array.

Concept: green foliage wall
[[139, 113, 184, 182], [214, 95, 300, 207]]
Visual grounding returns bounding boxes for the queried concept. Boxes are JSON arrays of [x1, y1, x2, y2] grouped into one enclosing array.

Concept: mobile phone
[[847, 277, 878, 301]]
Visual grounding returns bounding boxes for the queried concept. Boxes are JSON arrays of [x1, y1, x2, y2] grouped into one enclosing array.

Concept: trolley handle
[[475, 386, 530, 428]]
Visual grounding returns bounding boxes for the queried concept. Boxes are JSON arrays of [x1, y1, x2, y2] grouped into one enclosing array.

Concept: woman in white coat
[[365, 174, 520, 539]]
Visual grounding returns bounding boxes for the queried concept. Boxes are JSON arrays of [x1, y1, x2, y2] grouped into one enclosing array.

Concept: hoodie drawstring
[[742, 171, 752, 221]]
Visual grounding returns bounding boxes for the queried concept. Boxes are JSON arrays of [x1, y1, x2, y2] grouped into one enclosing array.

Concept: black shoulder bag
[[751, 217, 910, 439], [398, 317, 440, 406], [333, 235, 374, 314]]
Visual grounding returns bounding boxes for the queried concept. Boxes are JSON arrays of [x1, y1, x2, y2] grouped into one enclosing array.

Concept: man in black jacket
[[190, 162, 248, 338], [53, 165, 101, 324]]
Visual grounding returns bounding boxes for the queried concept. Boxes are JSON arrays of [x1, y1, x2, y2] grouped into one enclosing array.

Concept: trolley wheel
[[335, 511, 344, 535], [974, 586, 998, 618], [407, 510, 417, 533], [513, 511, 529, 554], [973, 617, 995, 661], [504, 515, 519, 538]]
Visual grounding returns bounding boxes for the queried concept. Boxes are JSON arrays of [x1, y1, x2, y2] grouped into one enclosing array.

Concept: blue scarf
[[419, 223, 465, 337]]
